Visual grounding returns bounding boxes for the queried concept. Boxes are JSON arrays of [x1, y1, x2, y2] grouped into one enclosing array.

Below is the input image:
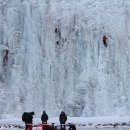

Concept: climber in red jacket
[[102, 35, 108, 47]]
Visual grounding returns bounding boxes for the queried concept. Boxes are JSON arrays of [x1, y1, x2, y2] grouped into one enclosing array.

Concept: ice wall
[[0, 0, 130, 118]]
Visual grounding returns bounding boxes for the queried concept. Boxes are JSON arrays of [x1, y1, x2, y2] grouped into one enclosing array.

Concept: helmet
[[31, 112, 34, 115]]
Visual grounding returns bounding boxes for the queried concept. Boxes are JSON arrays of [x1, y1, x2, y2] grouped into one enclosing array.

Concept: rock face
[[0, 0, 130, 118]]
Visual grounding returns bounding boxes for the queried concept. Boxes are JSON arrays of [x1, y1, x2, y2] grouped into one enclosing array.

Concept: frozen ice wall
[[0, 0, 130, 118]]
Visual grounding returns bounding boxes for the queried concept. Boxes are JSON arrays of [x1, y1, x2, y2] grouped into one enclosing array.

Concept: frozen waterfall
[[0, 0, 130, 118]]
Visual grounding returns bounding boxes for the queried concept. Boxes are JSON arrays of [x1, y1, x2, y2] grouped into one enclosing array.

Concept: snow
[[0, 116, 130, 127], [0, 117, 130, 130], [0, 0, 130, 118]]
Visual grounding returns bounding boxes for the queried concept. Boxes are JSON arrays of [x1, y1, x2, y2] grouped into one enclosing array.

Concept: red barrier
[[36, 124, 52, 130], [36, 124, 42, 130]]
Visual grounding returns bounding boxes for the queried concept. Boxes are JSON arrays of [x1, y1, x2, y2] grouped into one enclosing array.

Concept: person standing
[[22, 112, 28, 130], [22, 112, 34, 130], [59, 111, 67, 130], [26, 112, 35, 130], [41, 111, 48, 124]]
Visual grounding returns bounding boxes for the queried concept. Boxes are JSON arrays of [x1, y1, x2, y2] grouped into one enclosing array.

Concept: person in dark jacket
[[27, 112, 34, 130], [22, 112, 34, 130], [41, 111, 48, 124], [59, 111, 67, 129], [22, 112, 28, 130], [102, 35, 108, 47]]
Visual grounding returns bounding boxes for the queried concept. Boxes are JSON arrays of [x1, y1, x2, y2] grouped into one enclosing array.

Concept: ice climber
[[22, 112, 34, 130], [59, 111, 67, 130], [102, 35, 108, 47], [41, 111, 48, 124], [3, 49, 9, 65], [55, 27, 61, 47], [55, 28, 58, 33]]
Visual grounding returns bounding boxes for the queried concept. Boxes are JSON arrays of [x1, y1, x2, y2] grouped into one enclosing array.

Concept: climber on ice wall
[[3, 48, 9, 66], [102, 35, 108, 47]]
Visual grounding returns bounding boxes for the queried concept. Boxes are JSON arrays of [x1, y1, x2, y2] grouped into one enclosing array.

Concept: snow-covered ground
[[0, 116, 130, 129]]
